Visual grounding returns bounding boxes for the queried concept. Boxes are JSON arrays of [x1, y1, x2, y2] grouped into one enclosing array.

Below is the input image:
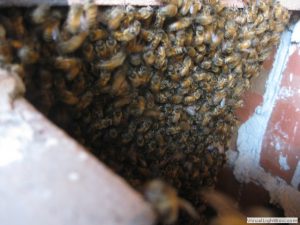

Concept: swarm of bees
[[0, 0, 289, 224]]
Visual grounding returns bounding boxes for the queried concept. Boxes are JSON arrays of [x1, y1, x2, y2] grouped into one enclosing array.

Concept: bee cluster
[[0, 0, 289, 224]]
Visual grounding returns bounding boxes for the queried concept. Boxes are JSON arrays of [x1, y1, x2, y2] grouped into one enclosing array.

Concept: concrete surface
[[0, 68, 156, 225]]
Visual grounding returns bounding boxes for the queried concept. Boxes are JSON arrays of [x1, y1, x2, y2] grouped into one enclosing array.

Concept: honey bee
[[0, 40, 12, 63], [31, 4, 50, 24], [94, 40, 109, 58], [143, 50, 155, 65], [130, 96, 146, 116], [58, 31, 88, 54], [95, 118, 113, 130], [235, 12, 247, 25], [201, 60, 211, 70], [140, 29, 155, 42], [180, 0, 192, 16], [66, 4, 83, 34], [113, 95, 132, 108], [111, 67, 129, 96], [144, 180, 199, 224], [82, 42, 94, 61], [166, 46, 185, 57], [181, 77, 193, 88], [150, 30, 163, 50], [43, 19, 60, 42], [269, 33, 281, 46], [155, 46, 167, 69], [106, 37, 118, 55], [58, 89, 79, 105], [194, 30, 204, 46], [156, 91, 169, 104], [17, 46, 39, 64], [179, 56, 192, 77], [186, 46, 197, 58], [233, 99, 244, 109], [112, 110, 123, 125], [215, 1, 225, 13], [224, 53, 240, 66], [89, 29, 108, 42], [193, 71, 209, 82], [129, 53, 142, 66], [183, 95, 197, 105], [195, 14, 213, 26], [233, 82, 244, 98], [167, 68, 180, 82], [54, 57, 82, 81], [95, 71, 111, 87], [160, 0, 183, 7], [168, 17, 192, 31], [224, 20, 237, 39], [137, 119, 152, 133], [123, 5, 137, 27], [154, 12, 166, 29], [238, 40, 251, 52], [76, 91, 93, 110], [97, 51, 126, 71], [210, 32, 223, 50], [205, 189, 278, 225], [136, 6, 154, 20], [113, 20, 141, 42], [171, 107, 181, 123], [84, 0, 98, 29], [175, 30, 186, 47], [159, 4, 178, 17], [150, 74, 161, 93], [127, 39, 144, 53], [129, 67, 150, 88], [202, 112, 211, 126], [190, 0, 202, 17], [213, 54, 223, 67], [216, 77, 227, 90], [105, 7, 125, 30]]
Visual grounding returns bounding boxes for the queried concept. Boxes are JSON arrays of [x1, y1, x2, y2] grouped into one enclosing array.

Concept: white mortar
[[228, 23, 300, 217]]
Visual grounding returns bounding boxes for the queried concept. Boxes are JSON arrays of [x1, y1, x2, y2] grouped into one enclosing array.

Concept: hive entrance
[[0, 1, 289, 224]]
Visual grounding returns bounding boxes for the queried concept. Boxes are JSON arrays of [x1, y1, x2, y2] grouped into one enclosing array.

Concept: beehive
[[0, 0, 290, 224]]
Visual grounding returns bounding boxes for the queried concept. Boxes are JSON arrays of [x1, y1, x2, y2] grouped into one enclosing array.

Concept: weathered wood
[[0, 0, 244, 7], [0, 69, 156, 225], [0, 0, 297, 10]]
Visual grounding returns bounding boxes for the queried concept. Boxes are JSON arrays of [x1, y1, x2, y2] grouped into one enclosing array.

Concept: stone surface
[[0, 69, 156, 225]]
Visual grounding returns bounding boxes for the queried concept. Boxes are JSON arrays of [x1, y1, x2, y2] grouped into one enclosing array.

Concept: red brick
[[260, 48, 300, 188]]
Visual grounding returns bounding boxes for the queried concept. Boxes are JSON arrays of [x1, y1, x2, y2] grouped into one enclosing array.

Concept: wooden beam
[[1, 0, 298, 10], [0, 0, 244, 7]]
